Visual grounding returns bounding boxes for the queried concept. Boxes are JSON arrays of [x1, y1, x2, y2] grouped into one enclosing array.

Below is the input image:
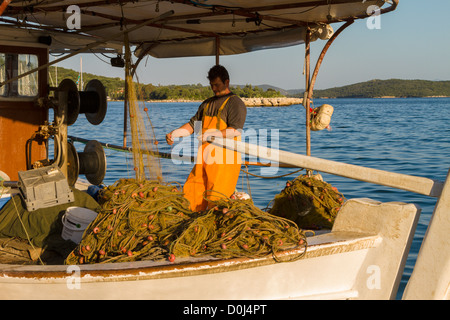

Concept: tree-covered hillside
[[48, 67, 450, 100], [48, 67, 284, 100], [48, 66, 125, 99], [312, 79, 450, 98]]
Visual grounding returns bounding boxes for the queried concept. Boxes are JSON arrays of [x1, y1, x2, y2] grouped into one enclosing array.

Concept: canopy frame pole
[[122, 32, 142, 148], [306, 20, 354, 105], [0, 0, 12, 16], [123, 39, 130, 148], [215, 37, 221, 65], [304, 29, 312, 158], [303, 19, 354, 160]]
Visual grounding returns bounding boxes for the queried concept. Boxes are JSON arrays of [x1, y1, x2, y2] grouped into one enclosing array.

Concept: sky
[[54, 0, 450, 90]]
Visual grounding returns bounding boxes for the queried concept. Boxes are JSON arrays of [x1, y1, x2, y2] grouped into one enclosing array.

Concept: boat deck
[[0, 237, 68, 265]]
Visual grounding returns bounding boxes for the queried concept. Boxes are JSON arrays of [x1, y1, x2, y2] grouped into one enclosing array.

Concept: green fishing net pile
[[269, 174, 345, 229], [65, 178, 307, 265]]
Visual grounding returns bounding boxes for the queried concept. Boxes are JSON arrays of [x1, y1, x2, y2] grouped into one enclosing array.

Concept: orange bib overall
[[183, 97, 242, 211]]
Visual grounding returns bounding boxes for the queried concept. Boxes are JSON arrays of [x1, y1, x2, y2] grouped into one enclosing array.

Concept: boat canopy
[[0, 0, 394, 58]]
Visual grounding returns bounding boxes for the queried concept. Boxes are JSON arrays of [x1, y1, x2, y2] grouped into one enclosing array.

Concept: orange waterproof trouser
[[183, 97, 241, 211]]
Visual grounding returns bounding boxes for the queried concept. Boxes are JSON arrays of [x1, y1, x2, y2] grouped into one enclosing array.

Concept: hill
[[49, 66, 127, 100], [48, 67, 450, 100], [312, 79, 450, 98], [234, 84, 290, 96], [48, 67, 285, 101]]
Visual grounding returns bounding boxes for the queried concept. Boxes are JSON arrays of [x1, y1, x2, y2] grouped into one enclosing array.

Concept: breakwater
[[144, 97, 303, 106]]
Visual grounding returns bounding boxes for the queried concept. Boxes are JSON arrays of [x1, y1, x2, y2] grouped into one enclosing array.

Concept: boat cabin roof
[[1, 0, 395, 58]]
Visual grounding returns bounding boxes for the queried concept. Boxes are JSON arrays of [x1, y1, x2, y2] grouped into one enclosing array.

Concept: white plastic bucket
[[61, 206, 98, 243]]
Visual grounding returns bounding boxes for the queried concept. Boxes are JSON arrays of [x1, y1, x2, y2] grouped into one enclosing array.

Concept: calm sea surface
[[69, 97, 450, 299]]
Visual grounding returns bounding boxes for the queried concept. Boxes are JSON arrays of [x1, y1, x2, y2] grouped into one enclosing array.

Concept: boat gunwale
[[0, 231, 378, 282]]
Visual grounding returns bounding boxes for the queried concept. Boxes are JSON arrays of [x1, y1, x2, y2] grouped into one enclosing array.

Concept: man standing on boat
[[166, 65, 247, 211]]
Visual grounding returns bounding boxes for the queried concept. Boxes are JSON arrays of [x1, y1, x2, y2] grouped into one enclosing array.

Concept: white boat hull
[[0, 198, 420, 300]]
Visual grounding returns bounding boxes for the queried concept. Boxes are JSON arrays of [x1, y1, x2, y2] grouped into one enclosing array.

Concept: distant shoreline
[[107, 96, 450, 104], [109, 97, 303, 106], [147, 97, 304, 106], [318, 95, 450, 99], [53, 67, 450, 100]]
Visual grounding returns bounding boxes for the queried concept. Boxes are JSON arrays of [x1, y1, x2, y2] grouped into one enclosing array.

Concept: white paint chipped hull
[[0, 198, 420, 300]]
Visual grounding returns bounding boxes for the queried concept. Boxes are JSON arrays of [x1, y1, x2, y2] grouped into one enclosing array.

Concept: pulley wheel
[[57, 79, 80, 126], [83, 80, 107, 125], [79, 140, 106, 185], [66, 141, 79, 187]]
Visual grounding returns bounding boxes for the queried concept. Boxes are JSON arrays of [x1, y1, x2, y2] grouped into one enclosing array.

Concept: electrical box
[[18, 165, 75, 211]]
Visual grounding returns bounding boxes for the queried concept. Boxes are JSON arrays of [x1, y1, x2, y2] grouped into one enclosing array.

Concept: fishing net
[[269, 174, 345, 229], [65, 180, 307, 264], [125, 37, 162, 182], [65, 179, 191, 264], [171, 193, 307, 262]]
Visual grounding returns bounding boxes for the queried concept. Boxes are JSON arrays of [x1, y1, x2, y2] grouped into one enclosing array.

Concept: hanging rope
[[240, 166, 304, 180]]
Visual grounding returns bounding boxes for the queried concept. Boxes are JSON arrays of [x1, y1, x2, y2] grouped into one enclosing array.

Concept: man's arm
[[166, 123, 194, 145]]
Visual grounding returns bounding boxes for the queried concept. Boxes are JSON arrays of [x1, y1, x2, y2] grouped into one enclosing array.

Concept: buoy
[[311, 104, 334, 131]]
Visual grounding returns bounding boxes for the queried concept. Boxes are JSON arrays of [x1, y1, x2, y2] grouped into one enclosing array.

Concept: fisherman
[[166, 65, 247, 211]]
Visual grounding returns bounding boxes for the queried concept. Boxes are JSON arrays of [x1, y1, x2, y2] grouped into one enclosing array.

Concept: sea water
[[69, 97, 450, 299]]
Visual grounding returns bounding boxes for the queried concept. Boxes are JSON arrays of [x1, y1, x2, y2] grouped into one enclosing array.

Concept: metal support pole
[[215, 37, 220, 65], [56, 91, 68, 178], [304, 29, 311, 157], [303, 20, 354, 161], [0, 0, 11, 16], [306, 20, 354, 104], [123, 73, 128, 148], [123, 34, 132, 148]]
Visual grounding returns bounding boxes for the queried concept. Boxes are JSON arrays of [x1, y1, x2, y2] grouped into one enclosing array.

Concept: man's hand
[[166, 132, 174, 145], [166, 123, 195, 145]]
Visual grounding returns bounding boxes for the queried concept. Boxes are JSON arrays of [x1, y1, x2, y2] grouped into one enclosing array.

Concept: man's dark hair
[[207, 65, 230, 83]]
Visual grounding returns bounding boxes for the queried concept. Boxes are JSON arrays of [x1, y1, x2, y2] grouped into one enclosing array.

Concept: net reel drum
[[67, 140, 106, 186], [80, 79, 107, 125], [55, 78, 107, 126], [56, 79, 80, 126]]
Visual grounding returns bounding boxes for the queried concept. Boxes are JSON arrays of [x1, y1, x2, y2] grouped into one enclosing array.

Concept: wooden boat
[[1, 0, 449, 300]]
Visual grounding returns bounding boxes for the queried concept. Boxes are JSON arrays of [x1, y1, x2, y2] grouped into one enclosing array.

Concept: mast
[[304, 29, 311, 157], [304, 20, 354, 159], [0, 0, 12, 16], [215, 37, 220, 65]]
